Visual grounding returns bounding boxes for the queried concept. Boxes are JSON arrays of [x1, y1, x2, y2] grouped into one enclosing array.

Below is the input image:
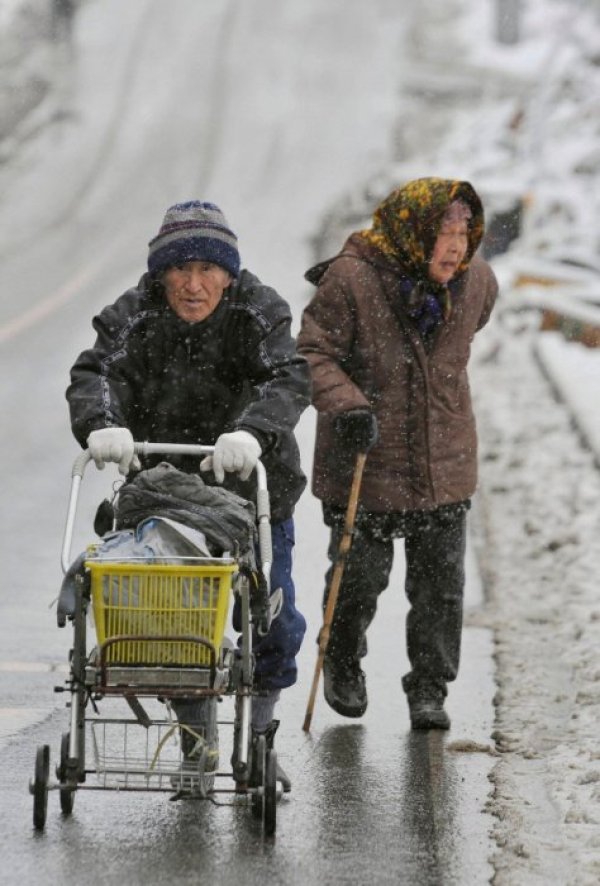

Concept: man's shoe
[[323, 657, 367, 718], [408, 696, 450, 730]]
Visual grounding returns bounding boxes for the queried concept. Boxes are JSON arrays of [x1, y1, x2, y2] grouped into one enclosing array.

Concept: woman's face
[[428, 219, 469, 284], [163, 261, 232, 323]]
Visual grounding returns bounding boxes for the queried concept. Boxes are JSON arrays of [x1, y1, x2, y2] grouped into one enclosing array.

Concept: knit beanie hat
[[147, 201, 240, 277]]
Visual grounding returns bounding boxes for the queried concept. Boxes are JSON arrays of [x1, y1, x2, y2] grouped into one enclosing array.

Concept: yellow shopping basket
[[86, 559, 236, 666]]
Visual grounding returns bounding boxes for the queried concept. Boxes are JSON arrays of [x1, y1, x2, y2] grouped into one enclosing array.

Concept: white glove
[[87, 427, 140, 475], [200, 430, 261, 483]]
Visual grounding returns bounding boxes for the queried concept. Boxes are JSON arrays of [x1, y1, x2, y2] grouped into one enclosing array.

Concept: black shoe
[[323, 657, 367, 718], [408, 696, 450, 730]]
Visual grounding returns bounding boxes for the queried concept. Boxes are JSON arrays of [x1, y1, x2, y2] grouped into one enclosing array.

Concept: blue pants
[[233, 518, 306, 690]]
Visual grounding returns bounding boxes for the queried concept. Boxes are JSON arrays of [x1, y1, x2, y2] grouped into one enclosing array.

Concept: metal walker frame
[[30, 443, 283, 835]]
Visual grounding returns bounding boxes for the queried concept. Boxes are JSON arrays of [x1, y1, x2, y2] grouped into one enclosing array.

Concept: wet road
[[0, 546, 495, 885], [1, 572, 495, 885], [0, 1, 496, 882]]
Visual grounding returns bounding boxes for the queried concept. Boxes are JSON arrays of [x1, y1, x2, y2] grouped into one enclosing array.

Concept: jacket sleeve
[[233, 287, 311, 449], [66, 292, 149, 447], [297, 273, 371, 414], [472, 256, 499, 332]]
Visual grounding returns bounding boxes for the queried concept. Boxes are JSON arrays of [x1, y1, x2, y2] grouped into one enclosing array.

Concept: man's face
[[163, 261, 232, 323], [428, 220, 469, 284]]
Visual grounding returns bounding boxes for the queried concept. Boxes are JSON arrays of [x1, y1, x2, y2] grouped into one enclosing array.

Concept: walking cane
[[303, 451, 368, 732]]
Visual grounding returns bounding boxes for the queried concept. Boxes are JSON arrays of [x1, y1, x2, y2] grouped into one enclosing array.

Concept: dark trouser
[[173, 519, 306, 732], [233, 518, 306, 691], [323, 505, 467, 699]]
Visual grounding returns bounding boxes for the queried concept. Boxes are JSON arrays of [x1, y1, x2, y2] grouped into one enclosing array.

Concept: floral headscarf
[[359, 177, 485, 330], [360, 177, 484, 277]]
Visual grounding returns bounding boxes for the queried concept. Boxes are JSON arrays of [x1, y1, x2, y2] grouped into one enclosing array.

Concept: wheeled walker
[[30, 443, 285, 835]]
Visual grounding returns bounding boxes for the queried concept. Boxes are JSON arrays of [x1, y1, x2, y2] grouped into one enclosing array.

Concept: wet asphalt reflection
[[306, 725, 477, 885], [3, 675, 494, 886]]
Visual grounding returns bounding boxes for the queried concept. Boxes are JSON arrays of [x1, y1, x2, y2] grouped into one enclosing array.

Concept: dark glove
[[333, 408, 378, 453]]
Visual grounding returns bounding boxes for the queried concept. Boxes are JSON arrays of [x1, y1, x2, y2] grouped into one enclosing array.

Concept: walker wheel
[[250, 736, 277, 835], [250, 734, 266, 819], [32, 744, 50, 831], [58, 732, 75, 815], [263, 749, 277, 836]]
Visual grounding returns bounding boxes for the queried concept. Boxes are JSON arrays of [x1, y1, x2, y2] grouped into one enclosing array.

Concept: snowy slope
[[470, 312, 600, 885]]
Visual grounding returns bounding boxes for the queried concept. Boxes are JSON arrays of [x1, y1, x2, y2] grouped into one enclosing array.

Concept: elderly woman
[[298, 178, 498, 729]]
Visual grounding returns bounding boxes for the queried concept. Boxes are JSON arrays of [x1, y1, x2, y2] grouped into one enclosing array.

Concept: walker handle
[[61, 443, 272, 587]]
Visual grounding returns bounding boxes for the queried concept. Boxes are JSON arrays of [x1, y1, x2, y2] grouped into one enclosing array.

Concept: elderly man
[[67, 200, 310, 765]]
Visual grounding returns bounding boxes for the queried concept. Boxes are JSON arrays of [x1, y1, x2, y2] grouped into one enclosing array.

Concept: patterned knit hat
[[147, 201, 240, 277]]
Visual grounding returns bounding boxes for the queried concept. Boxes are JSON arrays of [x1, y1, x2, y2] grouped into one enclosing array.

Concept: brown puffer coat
[[298, 234, 498, 513]]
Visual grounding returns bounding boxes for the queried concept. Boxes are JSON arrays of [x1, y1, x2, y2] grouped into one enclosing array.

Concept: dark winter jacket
[[67, 270, 311, 522], [297, 235, 498, 513]]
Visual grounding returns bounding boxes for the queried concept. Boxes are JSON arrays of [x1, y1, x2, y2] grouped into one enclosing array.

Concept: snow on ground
[[535, 333, 600, 463], [470, 308, 600, 885]]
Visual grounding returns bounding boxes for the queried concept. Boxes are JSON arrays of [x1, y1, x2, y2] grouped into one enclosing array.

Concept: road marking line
[[0, 708, 55, 742], [0, 662, 68, 673], [0, 252, 107, 344]]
